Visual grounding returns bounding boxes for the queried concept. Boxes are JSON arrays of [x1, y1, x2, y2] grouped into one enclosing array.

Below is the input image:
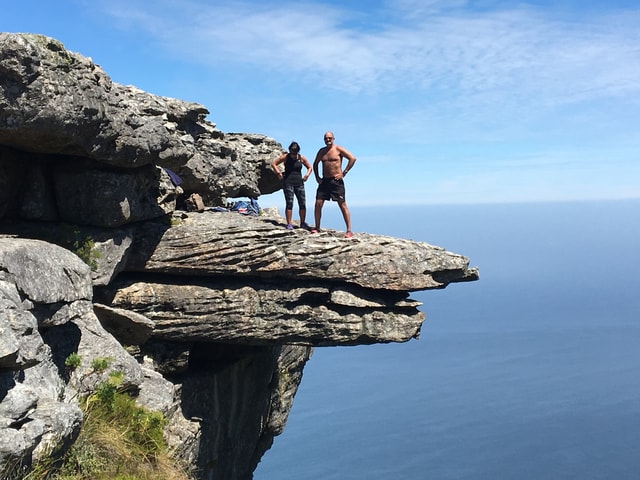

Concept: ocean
[[254, 199, 640, 479]]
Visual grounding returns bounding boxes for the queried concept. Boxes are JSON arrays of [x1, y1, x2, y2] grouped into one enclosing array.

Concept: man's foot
[[344, 231, 353, 238], [310, 228, 319, 234], [300, 222, 310, 230], [286, 224, 294, 230]]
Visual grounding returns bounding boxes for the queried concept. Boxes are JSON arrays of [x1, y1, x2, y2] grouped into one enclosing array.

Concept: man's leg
[[314, 198, 325, 231], [338, 200, 351, 232]]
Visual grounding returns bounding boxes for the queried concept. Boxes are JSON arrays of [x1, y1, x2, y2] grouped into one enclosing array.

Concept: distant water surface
[[254, 200, 640, 480]]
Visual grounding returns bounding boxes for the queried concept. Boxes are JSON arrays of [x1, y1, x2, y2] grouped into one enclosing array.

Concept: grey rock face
[[0, 240, 86, 472], [93, 303, 154, 345], [0, 238, 184, 475], [101, 277, 425, 346], [0, 32, 479, 480], [53, 161, 179, 227], [0, 237, 92, 303], [0, 33, 283, 226], [123, 211, 477, 291]]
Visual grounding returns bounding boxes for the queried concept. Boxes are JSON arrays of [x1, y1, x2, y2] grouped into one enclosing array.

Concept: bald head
[[323, 132, 334, 145]]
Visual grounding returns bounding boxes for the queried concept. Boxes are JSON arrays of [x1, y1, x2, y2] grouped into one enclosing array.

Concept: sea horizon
[[255, 198, 640, 479]]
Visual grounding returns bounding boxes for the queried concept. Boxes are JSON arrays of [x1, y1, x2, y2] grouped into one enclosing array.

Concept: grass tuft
[[4, 357, 192, 480], [20, 383, 191, 480]]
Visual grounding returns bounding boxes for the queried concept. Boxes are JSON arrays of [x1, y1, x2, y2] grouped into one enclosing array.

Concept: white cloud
[[383, 0, 471, 19], [89, 0, 640, 205], [96, 0, 640, 107]]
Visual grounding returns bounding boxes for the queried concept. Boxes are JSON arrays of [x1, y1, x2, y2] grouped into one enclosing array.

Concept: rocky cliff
[[0, 33, 478, 479]]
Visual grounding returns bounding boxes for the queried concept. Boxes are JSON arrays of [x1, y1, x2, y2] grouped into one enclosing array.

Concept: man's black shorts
[[316, 178, 346, 202]]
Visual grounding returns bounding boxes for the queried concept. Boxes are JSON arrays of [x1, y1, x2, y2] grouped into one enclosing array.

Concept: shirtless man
[[311, 131, 357, 238]]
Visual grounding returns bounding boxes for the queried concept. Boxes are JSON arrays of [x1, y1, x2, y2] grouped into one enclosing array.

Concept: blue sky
[[4, 0, 640, 206]]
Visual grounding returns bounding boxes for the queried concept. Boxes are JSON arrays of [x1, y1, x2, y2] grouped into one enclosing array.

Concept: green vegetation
[[64, 353, 81, 370], [19, 355, 191, 480], [166, 214, 182, 226], [89, 357, 111, 373], [50, 386, 185, 480], [71, 234, 101, 271]]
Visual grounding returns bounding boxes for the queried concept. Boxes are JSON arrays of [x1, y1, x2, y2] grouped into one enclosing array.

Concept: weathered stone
[[87, 228, 134, 286], [57, 312, 145, 397], [98, 277, 423, 346], [183, 132, 284, 205], [176, 343, 312, 480], [0, 33, 195, 166], [0, 422, 44, 474], [0, 237, 156, 477], [0, 320, 20, 368], [0, 147, 24, 218], [31, 299, 93, 328], [0, 237, 92, 303], [0, 312, 79, 475], [53, 162, 179, 227], [0, 282, 23, 368], [0, 304, 45, 370], [30, 401, 83, 461], [135, 366, 178, 414], [123, 211, 478, 291], [93, 302, 154, 345], [0, 219, 135, 287], [0, 32, 284, 220], [0, 384, 38, 427], [19, 159, 59, 222]]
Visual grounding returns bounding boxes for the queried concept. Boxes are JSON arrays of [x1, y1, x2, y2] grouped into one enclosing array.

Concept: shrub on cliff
[[18, 357, 192, 480]]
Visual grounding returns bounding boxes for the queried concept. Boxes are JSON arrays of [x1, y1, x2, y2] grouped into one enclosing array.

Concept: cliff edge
[[0, 33, 478, 479]]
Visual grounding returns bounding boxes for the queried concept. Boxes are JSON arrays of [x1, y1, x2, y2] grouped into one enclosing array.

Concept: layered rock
[[0, 236, 310, 479], [0, 32, 282, 217], [0, 33, 478, 480], [95, 210, 475, 346]]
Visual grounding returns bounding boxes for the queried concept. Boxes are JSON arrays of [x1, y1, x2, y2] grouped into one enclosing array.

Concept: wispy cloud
[[96, 0, 640, 106], [89, 0, 640, 205]]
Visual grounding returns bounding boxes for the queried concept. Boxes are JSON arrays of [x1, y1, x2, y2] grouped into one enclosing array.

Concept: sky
[[3, 0, 640, 206]]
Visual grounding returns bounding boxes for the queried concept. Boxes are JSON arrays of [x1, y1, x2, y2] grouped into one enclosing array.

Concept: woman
[[271, 141, 312, 230]]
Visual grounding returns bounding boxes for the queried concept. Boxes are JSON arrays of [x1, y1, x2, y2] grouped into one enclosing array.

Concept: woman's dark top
[[283, 153, 303, 186]]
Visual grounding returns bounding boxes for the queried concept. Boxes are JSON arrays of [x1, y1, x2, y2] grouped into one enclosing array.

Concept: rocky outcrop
[[95, 210, 475, 346], [0, 236, 311, 479], [0, 32, 282, 216], [0, 33, 478, 479]]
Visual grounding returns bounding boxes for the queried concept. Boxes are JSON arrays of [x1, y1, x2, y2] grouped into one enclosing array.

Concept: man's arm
[[313, 151, 322, 183], [339, 146, 357, 177]]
